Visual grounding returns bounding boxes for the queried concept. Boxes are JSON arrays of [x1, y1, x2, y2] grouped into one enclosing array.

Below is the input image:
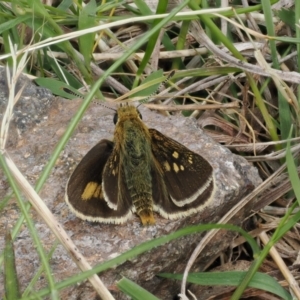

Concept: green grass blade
[[276, 8, 295, 30], [134, 0, 153, 15], [130, 70, 164, 98], [42, 54, 83, 88], [78, 0, 97, 71], [159, 271, 291, 300], [261, 0, 292, 142], [34, 78, 84, 99], [117, 277, 160, 300], [296, 0, 300, 101], [172, 19, 190, 70], [57, 0, 73, 11], [0, 194, 11, 212], [0, 15, 31, 35], [4, 230, 20, 300], [286, 128, 300, 205], [134, 0, 169, 85]]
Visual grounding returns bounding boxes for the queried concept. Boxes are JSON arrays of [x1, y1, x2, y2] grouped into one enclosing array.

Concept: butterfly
[[65, 103, 216, 225]]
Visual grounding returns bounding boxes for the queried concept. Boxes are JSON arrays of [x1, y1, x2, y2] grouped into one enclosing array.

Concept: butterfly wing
[[149, 129, 216, 219], [65, 139, 132, 224]]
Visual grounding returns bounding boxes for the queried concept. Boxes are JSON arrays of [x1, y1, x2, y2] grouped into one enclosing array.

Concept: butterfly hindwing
[[65, 139, 132, 223], [151, 165, 215, 219], [102, 147, 133, 213], [149, 129, 215, 218]]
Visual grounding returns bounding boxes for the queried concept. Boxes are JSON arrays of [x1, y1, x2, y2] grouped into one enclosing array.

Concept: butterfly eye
[[113, 113, 118, 124]]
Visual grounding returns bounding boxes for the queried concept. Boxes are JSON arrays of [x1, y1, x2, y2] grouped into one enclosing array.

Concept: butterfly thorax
[[114, 106, 155, 225]]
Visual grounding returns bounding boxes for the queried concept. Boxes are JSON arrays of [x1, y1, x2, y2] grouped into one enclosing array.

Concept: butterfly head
[[113, 103, 143, 125]]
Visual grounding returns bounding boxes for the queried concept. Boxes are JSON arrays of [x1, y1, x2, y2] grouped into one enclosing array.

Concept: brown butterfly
[[65, 103, 216, 225]]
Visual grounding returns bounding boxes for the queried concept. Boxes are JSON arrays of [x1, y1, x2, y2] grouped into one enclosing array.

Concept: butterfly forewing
[[149, 129, 215, 218]]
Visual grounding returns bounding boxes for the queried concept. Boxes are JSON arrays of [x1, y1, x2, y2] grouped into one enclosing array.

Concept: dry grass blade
[[145, 101, 239, 111], [259, 231, 300, 298], [0, 40, 27, 150], [245, 144, 300, 162]]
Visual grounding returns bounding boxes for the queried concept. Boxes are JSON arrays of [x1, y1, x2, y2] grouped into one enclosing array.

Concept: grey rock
[[0, 66, 53, 133]]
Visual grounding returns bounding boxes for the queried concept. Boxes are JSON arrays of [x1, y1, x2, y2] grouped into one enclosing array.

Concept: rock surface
[[0, 72, 261, 299]]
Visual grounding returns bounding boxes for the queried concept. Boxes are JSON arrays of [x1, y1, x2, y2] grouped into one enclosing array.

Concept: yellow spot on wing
[[173, 162, 179, 173], [112, 167, 119, 176], [172, 151, 179, 159], [82, 182, 101, 200], [164, 161, 171, 171], [180, 165, 184, 171], [94, 184, 102, 198]]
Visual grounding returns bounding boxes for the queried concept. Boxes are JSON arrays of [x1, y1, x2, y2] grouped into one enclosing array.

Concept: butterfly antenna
[[92, 100, 117, 112], [62, 87, 84, 98], [137, 70, 175, 107], [63, 87, 117, 112]]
